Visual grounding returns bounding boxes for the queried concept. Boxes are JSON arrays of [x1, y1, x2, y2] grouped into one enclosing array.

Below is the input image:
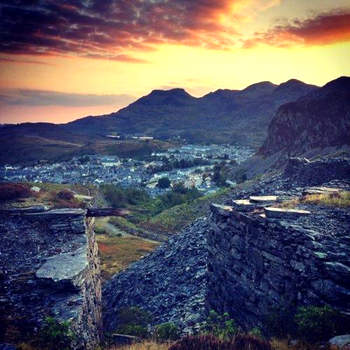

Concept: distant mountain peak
[[323, 76, 350, 90], [149, 88, 192, 97], [131, 87, 195, 107], [240, 81, 277, 97], [280, 78, 304, 86]]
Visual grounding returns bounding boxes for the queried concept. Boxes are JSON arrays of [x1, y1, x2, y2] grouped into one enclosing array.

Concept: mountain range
[[64, 78, 318, 146], [1, 76, 349, 165]]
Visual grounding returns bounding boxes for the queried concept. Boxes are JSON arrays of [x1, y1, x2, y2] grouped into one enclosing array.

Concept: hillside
[[65, 79, 318, 147], [259, 76, 350, 156]]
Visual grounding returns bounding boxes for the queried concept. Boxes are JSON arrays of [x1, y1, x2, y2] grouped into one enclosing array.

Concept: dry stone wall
[[208, 203, 350, 329], [0, 207, 102, 349]]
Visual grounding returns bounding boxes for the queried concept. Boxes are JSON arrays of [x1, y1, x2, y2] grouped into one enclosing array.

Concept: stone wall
[[283, 157, 350, 186], [0, 208, 102, 349], [207, 203, 350, 329]]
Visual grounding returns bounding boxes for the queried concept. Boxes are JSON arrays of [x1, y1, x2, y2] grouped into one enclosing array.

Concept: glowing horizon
[[0, 0, 349, 124]]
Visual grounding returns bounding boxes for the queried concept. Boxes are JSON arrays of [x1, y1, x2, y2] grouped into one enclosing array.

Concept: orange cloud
[[1, 0, 279, 60], [244, 9, 350, 48]]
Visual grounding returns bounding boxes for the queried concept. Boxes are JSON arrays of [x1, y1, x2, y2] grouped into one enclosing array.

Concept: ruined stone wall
[[0, 208, 101, 349], [207, 204, 350, 329]]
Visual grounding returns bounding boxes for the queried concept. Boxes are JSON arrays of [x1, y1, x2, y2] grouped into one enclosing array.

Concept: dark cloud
[[0, 0, 237, 60], [0, 89, 135, 107], [244, 9, 350, 48]]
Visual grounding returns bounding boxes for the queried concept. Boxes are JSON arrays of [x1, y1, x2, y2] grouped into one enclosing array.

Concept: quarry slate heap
[[103, 182, 350, 333], [0, 207, 102, 349]]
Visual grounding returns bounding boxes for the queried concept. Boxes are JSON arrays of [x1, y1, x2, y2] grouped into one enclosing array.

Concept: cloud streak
[[1, 1, 348, 62], [244, 9, 350, 48], [0, 89, 135, 107], [0, 0, 253, 60]]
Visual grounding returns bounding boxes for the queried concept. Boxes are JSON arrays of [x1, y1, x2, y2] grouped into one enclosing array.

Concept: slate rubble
[[103, 171, 350, 333], [0, 208, 101, 349]]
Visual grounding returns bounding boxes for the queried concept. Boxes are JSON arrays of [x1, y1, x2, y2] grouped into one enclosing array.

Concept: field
[[103, 186, 232, 238], [96, 234, 159, 281]]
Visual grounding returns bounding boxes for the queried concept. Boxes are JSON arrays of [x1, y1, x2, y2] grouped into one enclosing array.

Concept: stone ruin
[[104, 191, 350, 332], [1, 187, 350, 345], [208, 194, 350, 328], [0, 207, 102, 349]]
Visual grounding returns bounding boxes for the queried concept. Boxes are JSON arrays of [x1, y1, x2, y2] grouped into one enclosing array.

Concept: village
[[0, 144, 253, 196]]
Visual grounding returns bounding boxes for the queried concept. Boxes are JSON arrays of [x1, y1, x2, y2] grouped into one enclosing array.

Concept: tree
[[157, 177, 171, 189]]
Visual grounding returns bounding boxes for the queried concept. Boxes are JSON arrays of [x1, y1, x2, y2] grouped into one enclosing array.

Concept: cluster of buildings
[[0, 144, 253, 196]]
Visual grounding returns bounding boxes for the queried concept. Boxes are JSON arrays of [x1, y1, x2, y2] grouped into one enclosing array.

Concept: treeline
[[100, 183, 202, 222], [148, 157, 211, 173]]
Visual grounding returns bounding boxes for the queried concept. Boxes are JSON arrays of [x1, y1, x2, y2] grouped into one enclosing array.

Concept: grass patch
[[0, 182, 94, 209], [108, 341, 170, 350], [145, 187, 232, 234], [101, 184, 228, 236], [96, 234, 159, 281], [145, 188, 232, 233], [278, 191, 350, 210], [303, 191, 350, 208], [109, 216, 140, 231]]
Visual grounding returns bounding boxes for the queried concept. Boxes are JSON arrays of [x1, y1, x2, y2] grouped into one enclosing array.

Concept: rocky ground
[[103, 218, 209, 334], [102, 157, 350, 335]]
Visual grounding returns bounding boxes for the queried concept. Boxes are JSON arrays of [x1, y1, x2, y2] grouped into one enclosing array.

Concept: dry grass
[[0, 182, 93, 209], [108, 341, 170, 350], [277, 191, 350, 209], [14, 337, 334, 350], [270, 339, 290, 350], [277, 198, 301, 209], [302, 191, 350, 208], [96, 234, 159, 281]]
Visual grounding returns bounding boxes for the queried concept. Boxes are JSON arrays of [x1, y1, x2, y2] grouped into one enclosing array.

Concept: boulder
[[329, 335, 350, 349]]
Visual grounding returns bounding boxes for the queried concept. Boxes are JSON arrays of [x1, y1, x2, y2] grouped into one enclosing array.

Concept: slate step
[[265, 207, 311, 220], [249, 195, 278, 203]]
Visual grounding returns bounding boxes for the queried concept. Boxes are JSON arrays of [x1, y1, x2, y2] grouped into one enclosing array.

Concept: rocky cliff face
[[283, 157, 350, 186], [260, 76, 350, 156], [0, 208, 102, 349]]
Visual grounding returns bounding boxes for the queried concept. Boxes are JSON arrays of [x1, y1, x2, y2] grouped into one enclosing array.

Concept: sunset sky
[[0, 0, 349, 124]]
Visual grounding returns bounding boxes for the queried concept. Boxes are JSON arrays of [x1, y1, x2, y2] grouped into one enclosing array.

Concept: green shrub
[[157, 177, 171, 189], [294, 305, 346, 342], [201, 310, 238, 339], [249, 328, 263, 337], [120, 324, 149, 338], [56, 190, 74, 201], [116, 306, 151, 338], [234, 168, 247, 184], [264, 304, 349, 342], [39, 317, 75, 350], [154, 322, 180, 341], [264, 305, 296, 338]]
